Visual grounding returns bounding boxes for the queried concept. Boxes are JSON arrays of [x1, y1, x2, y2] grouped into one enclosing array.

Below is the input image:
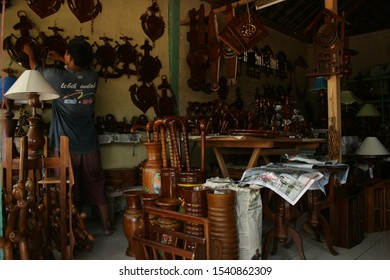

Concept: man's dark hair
[[67, 36, 93, 68]]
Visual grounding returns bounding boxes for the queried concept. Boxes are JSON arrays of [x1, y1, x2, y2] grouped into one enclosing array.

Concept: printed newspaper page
[[238, 163, 324, 205]]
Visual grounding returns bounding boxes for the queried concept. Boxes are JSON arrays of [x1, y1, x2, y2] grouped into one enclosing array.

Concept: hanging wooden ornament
[[41, 25, 68, 68], [129, 81, 158, 114], [67, 0, 102, 23], [305, 8, 349, 77], [116, 36, 139, 78], [227, 12, 268, 53], [140, 0, 165, 43], [154, 75, 176, 118], [3, 11, 42, 69], [93, 36, 122, 81], [136, 39, 162, 83], [218, 4, 268, 55], [186, 4, 208, 92], [26, 0, 63, 18]]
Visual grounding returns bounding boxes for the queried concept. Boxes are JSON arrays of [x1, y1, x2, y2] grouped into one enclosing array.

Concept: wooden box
[[363, 178, 390, 233], [331, 183, 365, 248]]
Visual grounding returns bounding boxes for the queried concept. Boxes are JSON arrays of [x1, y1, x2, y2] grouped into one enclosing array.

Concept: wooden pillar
[[325, 0, 342, 162]]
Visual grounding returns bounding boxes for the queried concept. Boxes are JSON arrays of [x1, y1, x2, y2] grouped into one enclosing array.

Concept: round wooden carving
[[316, 22, 338, 47]]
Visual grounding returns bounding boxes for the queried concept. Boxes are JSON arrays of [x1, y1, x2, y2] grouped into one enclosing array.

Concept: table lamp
[[340, 90, 362, 111], [355, 136, 389, 178], [5, 70, 59, 158], [356, 103, 380, 137], [356, 103, 380, 117]]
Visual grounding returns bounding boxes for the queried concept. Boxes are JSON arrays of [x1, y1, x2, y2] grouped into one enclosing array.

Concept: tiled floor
[[73, 211, 390, 260]]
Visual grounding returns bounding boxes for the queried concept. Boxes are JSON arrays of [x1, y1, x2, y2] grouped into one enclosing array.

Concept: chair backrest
[[159, 116, 207, 173]]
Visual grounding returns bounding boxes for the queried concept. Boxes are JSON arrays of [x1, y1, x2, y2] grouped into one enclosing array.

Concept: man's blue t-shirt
[[36, 66, 99, 154]]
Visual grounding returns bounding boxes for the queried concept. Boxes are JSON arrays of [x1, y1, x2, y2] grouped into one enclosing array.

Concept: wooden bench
[[132, 205, 222, 260]]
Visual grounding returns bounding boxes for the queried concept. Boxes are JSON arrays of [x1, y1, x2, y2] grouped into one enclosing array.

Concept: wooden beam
[[325, 0, 342, 162]]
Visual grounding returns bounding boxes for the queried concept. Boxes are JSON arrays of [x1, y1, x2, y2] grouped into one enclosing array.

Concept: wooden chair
[[148, 116, 207, 198], [1, 136, 47, 259], [132, 205, 222, 260], [164, 116, 207, 173], [1, 135, 91, 259]]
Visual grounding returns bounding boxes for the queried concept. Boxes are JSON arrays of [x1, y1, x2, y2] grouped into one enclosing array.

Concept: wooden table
[[197, 135, 326, 178], [260, 163, 349, 259]]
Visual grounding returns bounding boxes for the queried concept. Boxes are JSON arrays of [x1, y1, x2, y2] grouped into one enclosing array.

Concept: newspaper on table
[[238, 163, 324, 205]]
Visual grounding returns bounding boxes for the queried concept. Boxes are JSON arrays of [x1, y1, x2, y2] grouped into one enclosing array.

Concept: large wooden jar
[[142, 142, 162, 194], [207, 189, 239, 260], [122, 190, 144, 257]]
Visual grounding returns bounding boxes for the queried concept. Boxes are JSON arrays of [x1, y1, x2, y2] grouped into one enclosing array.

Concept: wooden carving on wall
[[140, 0, 165, 43], [186, 4, 209, 92], [305, 8, 349, 78], [116, 36, 139, 78], [259, 45, 274, 76], [67, 0, 102, 23], [207, 10, 222, 92], [154, 75, 176, 118], [129, 81, 158, 114], [93, 36, 122, 81], [26, 0, 63, 18], [3, 11, 42, 69], [136, 39, 161, 83], [41, 25, 69, 68]]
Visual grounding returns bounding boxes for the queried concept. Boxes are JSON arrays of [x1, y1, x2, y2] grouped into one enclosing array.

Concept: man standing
[[23, 36, 113, 236]]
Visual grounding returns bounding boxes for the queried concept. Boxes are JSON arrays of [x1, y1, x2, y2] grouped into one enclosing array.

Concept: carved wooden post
[[325, 0, 342, 162]]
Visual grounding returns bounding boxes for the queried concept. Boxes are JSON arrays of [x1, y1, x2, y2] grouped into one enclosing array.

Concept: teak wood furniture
[[1, 136, 90, 259], [262, 164, 349, 259], [132, 205, 222, 260], [192, 135, 325, 178]]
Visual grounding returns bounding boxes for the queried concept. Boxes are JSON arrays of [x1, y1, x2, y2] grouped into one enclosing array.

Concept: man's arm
[[22, 43, 38, 70], [23, 44, 65, 69]]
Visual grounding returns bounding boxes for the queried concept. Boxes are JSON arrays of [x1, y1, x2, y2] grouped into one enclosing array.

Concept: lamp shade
[[5, 70, 59, 101], [356, 103, 380, 117], [355, 137, 390, 156], [340, 90, 362, 105], [309, 76, 327, 91]]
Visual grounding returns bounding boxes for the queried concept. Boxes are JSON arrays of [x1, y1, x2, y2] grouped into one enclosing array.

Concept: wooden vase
[[182, 186, 209, 237], [160, 167, 177, 198], [207, 189, 239, 260], [176, 169, 205, 199], [142, 142, 163, 194], [122, 190, 144, 257], [155, 197, 182, 244]]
